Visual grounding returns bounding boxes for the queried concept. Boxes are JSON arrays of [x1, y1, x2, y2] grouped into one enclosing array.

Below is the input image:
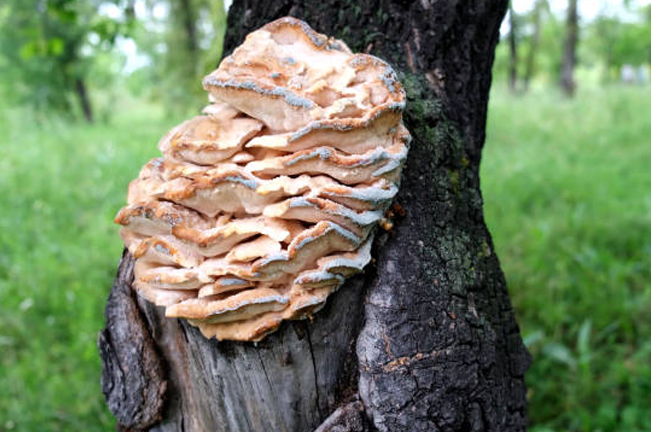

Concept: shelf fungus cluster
[[115, 17, 410, 341]]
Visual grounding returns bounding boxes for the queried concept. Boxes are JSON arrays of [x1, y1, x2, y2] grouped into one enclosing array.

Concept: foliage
[[584, 14, 651, 79], [495, 0, 651, 89], [128, 0, 226, 114], [0, 0, 128, 119], [0, 0, 226, 120], [483, 85, 651, 432]]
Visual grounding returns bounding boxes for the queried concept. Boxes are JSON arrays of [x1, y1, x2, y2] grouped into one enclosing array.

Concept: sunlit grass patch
[[0, 101, 181, 431], [483, 85, 651, 432]]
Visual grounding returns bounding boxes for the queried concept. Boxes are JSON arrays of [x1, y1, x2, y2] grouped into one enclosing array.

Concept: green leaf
[[48, 38, 64, 56], [19, 40, 39, 60], [523, 330, 545, 347], [577, 319, 592, 358], [542, 342, 576, 367]]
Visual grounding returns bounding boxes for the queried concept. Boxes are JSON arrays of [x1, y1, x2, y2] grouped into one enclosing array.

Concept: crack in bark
[[305, 324, 322, 420]]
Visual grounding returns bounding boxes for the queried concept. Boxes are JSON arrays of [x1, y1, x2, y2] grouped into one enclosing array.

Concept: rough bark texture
[[99, 1, 531, 431], [98, 251, 166, 430], [560, 0, 578, 96]]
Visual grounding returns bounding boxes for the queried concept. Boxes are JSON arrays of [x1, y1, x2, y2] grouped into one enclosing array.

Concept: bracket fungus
[[115, 17, 411, 341]]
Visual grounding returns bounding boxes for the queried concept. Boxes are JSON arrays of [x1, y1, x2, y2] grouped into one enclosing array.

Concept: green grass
[[0, 101, 182, 431], [0, 85, 649, 431], [483, 85, 651, 432]]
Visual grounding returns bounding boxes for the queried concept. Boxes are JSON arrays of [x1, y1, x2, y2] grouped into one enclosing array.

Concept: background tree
[[128, 0, 225, 114], [508, 1, 520, 93], [560, 0, 579, 96], [523, 0, 547, 91], [492, 2, 563, 90], [0, 0, 128, 122], [98, 1, 530, 431]]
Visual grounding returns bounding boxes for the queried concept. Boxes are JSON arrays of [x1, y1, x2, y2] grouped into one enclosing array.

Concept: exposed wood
[[99, 1, 531, 431], [139, 273, 367, 432]]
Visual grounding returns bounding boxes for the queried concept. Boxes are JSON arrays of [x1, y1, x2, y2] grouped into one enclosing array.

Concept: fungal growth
[[115, 17, 410, 341]]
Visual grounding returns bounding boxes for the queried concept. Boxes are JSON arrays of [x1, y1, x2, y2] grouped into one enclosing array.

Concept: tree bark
[[560, 0, 578, 96], [99, 1, 530, 431], [508, 2, 519, 93]]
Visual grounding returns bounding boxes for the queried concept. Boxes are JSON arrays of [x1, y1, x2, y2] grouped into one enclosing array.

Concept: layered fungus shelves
[[114, 17, 410, 342]]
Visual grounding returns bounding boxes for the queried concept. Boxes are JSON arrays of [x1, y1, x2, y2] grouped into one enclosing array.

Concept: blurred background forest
[[0, 1, 650, 431]]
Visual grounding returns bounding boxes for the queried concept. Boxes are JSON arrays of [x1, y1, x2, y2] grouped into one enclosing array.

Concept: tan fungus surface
[[115, 17, 410, 341]]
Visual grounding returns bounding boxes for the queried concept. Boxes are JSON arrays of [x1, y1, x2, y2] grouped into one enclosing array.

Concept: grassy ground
[[0, 86, 648, 431], [483, 85, 651, 432], [0, 102, 181, 431]]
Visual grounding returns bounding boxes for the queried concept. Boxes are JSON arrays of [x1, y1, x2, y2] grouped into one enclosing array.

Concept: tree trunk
[[125, 0, 136, 21], [560, 0, 578, 96], [523, 0, 544, 92], [508, 2, 519, 93], [178, 0, 199, 57], [98, 1, 531, 431], [75, 78, 93, 123]]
